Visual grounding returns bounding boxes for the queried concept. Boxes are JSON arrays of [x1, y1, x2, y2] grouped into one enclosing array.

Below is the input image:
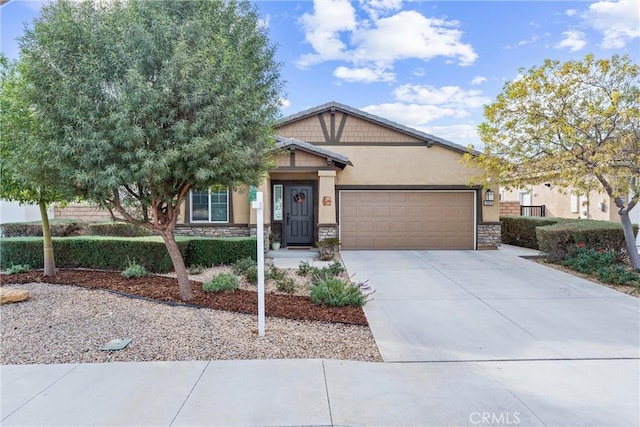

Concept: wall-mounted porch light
[[483, 189, 495, 206]]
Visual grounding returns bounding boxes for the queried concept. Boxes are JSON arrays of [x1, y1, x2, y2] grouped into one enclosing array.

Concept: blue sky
[[1, 0, 639, 148]]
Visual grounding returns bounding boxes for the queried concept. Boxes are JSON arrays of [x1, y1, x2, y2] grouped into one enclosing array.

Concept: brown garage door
[[340, 191, 475, 249]]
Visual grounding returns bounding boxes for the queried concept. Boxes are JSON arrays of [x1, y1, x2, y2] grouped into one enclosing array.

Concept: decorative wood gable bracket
[[317, 108, 348, 144]]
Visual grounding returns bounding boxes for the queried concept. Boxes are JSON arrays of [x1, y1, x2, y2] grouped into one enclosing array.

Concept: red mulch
[[0, 269, 368, 326]]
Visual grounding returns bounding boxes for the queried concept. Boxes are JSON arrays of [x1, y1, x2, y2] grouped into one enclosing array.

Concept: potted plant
[[269, 232, 281, 250]]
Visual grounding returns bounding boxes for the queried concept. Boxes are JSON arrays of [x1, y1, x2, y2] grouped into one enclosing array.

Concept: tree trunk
[[160, 230, 192, 301], [618, 210, 640, 270], [38, 200, 56, 276]]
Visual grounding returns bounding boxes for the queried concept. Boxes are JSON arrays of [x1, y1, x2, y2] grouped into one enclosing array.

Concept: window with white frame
[[190, 187, 229, 223], [570, 193, 579, 214]]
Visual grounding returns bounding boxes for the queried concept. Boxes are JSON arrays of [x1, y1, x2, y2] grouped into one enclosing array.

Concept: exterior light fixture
[[483, 189, 494, 206]]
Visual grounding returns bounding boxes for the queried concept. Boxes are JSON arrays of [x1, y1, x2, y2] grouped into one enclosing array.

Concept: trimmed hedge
[[500, 216, 561, 249], [187, 238, 257, 266], [0, 236, 257, 273], [536, 220, 639, 262], [1, 220, 84, 237], [87, 222, 153, 237]]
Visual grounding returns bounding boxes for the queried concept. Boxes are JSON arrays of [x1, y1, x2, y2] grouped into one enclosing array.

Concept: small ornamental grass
[[311, 277, 367, 307], [4, 264, 31, 274], [232, 257, 257, 284], [121, 260, 148, 278], [275, 277, 296, 293], [202, 273, 239, 293], [297, 261, 313, 276]]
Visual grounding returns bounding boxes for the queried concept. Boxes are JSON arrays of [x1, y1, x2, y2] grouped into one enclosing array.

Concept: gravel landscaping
[[0, 265, 382, 365]]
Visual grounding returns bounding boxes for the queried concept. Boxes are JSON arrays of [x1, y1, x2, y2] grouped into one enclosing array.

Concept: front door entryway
[[284, 185, 314, 245]]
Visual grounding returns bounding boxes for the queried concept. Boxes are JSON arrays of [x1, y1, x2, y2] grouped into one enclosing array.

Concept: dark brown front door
[[285, 185, 314, 245]]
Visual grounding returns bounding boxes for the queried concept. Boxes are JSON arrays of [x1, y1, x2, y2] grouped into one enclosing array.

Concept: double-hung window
[[190, 187, 229, 223]]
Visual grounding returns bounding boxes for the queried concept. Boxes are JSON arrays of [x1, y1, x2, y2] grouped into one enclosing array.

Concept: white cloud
[[361, 103, 467, 125], [334, 66, 395, 83], [470, 76, 487, 85], [554, 30, 587, 51], [351, 11, 477, 66], [506, 34, 540, 49], [413, 67, 426, 77], [583, 0, 640, 48], [296, 0, 478, 83], [297, 0, 357, 68], [359, 0, 403, 20], [565, 9, 578, 16], [393, 84, 490, 109]]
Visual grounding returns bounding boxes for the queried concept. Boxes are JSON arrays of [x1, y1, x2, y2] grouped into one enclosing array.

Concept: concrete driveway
[[339, 246, 639, 426], [341, 245, 639, 363]]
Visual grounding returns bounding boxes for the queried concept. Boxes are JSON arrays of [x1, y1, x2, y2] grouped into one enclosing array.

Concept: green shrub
[[202, 273, 239, 293], [275, 277, 296, 293], [1, 220, 84, 237], [121, 260, 148, 278], [500, 216, 561, 249], [311, 267, 335, 286], [297, 261, 313, 276], [267, 265, 287, 281], [88, 222, 153, 237], [232, 257, 256, 275], [187, 238, 256, 266], [311, 277, 366, 307], [0, 236, 258, 273], [0, 236, 184, 273], [4, 264, 31, 274], [327, 260, 345, 276], [562, 247, 615, 274], [537, 220, 638, 262], [244, 266, 258, 284], [597, 265, 640, 286]]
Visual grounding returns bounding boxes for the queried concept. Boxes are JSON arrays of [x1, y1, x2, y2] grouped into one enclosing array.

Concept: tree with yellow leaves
[[465, 54, 640, 269]]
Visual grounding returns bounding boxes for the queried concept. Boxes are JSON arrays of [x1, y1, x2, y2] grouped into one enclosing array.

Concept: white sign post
[[251, 192, 266, 337]]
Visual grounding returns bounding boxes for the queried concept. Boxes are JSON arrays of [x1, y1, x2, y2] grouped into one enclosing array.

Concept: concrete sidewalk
[[2, 358, 638, 426]]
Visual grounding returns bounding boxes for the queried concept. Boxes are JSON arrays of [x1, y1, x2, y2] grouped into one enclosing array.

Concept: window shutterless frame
[[190, 188, 229, 223]]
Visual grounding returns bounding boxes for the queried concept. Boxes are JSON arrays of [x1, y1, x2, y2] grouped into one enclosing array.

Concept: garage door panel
[[341, 191, 474, 249]]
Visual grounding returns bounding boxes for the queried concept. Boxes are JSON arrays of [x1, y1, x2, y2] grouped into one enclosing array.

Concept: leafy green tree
[[465, 54, 640, 269], [19, 0, 283, 300], [0, 55, 75, 276]]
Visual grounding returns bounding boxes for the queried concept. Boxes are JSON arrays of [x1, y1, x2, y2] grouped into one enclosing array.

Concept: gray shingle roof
[[275, 135, 353, 168], [276, 101, 480, 155]]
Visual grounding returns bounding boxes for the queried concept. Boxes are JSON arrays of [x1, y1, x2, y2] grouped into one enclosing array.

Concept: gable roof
[[277, 101, 479, 155], [275, 135, 353, 169]]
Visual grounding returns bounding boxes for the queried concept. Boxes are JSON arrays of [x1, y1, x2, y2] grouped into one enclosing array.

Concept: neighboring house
[[175, 102, 501, 249], [501, 184, 618, 221], [500, 184, 640, 249]]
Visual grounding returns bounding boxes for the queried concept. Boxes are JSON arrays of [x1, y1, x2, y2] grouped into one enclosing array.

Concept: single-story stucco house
[[52, 102, 500, 249], [168, 101, 501, 250]]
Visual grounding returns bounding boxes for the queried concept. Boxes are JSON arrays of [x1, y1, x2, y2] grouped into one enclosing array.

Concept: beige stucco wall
[[318, 170, 337, 224], [501, 184, 617, 222]]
